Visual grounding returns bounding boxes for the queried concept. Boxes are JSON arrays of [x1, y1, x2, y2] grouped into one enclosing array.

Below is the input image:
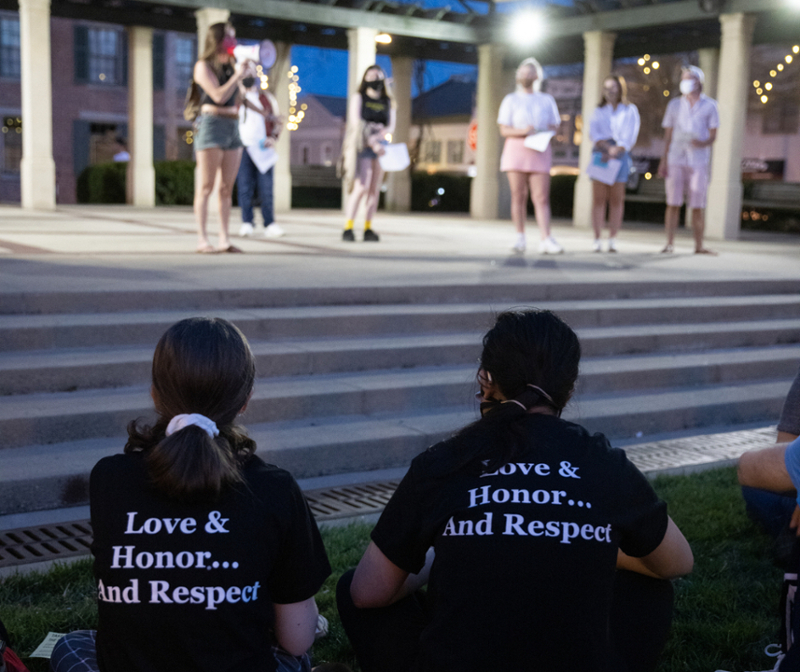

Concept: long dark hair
[[358, 65, 394, 106], [200, 22, 230, 65], [449, 310, 580, 475], [125, 317, 256, 502]]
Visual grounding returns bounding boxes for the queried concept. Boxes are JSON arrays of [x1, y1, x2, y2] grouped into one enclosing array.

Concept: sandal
[[196, 243, 216, 254], [217, 244, 244, 254], [695, 247, 718, 255], [660, 244, 674, 254]]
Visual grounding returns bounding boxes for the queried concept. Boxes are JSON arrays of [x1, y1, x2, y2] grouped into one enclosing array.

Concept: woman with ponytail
[[51, 317, 331, 672], [338, 310, 693, 672]]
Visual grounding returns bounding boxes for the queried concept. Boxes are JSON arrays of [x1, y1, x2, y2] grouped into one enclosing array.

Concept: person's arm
[[738, 444, 794, 492], [499, 124, 533, 138], [193, 60, 249, 106], [616, 104, 640, 154], [692, 127, 716, 148], [273, 596, 319, 657], [350, 541, 433, 609], [657, 127, 673, 178], [386, 105, 397, 139], [616, 516, 693, 579]]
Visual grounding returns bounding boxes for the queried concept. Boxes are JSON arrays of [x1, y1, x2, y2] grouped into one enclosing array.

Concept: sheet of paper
[[378, 143, 411, 172], [586, 155, 622, 186], [30, 632, 66, 658], [523, 131, 555, 153]]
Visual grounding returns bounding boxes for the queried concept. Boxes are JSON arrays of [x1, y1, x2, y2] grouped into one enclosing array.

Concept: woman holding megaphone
[[191, 23, 255, 253]]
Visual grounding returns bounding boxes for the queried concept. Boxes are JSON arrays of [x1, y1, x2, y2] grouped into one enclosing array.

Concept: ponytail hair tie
[[527, 384, 556, 407], [166, 413, 219, 439]]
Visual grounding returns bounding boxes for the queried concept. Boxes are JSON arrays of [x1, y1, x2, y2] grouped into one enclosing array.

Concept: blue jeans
[[742, 486, 800, 569], [237, 149, 274, 227]]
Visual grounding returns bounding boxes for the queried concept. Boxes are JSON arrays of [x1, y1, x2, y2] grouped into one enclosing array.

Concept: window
[[89, 123, 123, 164], [323, 144, 332, 166], [302, 146, 309, 165], [423, 140, 441, 163], [0, 16, 20, 79], [447, 140, 464, 165], [762, 101, 800, 135], [1, 116, 21, 173], [175, 36, 196, 89], [74, 26, 126, 86]]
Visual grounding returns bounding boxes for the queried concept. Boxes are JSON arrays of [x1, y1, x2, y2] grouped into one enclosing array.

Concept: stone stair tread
[[2, 376, 790, 482], [579, 317, 800, 339], [2, 293, 800, 329], [4, 345, 799, 421]]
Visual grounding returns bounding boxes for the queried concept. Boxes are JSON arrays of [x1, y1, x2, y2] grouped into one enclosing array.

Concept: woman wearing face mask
[[191, 23, 256, 254], [337, 310, 693, 672], [497, 58, 563, 255], [340, 65, 396, 242], [588, 75, 640, 253]]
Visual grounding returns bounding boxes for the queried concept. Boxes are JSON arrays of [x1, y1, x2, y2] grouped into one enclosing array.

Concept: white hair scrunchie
[[166, 413, 220, 439]]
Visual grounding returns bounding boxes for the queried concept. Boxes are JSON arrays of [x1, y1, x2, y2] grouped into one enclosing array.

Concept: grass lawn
[[0, 467, 785, 672]]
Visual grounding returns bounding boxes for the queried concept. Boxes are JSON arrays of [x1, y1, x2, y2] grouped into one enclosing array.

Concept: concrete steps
[[0, 279, 798, 516]]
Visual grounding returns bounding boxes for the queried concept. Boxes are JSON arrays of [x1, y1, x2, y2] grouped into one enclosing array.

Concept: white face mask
[[679, 79, 697, 95]]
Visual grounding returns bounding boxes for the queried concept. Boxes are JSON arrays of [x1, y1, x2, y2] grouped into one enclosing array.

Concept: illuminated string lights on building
[[286, 65, 304, 131], [753, 45, 799, 104], [636, 53, 664, 95]]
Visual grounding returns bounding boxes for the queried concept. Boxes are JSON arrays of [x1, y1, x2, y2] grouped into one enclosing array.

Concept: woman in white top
[[497, 58, 563, 255], [588, 75, 640, 253]]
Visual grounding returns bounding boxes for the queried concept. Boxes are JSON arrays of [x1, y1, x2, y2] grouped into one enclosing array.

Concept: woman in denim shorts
[[192, 23, 254, 253]]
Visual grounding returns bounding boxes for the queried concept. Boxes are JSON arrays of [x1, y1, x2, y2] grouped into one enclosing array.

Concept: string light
[[756, 87, 763, 95], [761, 95, 768, 103], [643, 67, 651, 74], [286, 65, 304, 131], [765, 82, 773, 91], [753, 80, 760, 87], [652, 61, 659, 69], [787, 55, 794, 64]]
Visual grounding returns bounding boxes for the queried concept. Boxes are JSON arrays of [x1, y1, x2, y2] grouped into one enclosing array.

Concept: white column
[[343, 27, 377, 211], [273, 42, 292, 213], [18, 0, 56, 210], [706, 13, 756, 241], [194, 7, 229, 57], [385, 55, 412, 212], [698, 47, 720, 100], [127, 26, 155, 206], [469, 43, 505, 220], [572, 31, 616, 229], [193, 9, 230, 218]]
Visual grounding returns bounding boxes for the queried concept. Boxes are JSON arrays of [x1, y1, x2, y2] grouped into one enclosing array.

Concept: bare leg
[[194, 148, 224, 251], [507, 171, 529, 236], [663, 205, 680, 251], [607, 182, 626, 239], [217, 148, 243, 250], [529, 172, 552, 241], [363, 159, 383, 222], [592, 180, 610, 240], [345, 157, 374, 222], [691, 207, 716, 254]]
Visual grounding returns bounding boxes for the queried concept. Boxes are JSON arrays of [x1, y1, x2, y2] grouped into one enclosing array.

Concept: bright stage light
[[509, 10, 546, 45]]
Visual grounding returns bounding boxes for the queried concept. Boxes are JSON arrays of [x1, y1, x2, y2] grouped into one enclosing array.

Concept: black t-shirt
[[371, 414, 668, 672], [361, 96, 389, 125], [90, 452, 331, 672]]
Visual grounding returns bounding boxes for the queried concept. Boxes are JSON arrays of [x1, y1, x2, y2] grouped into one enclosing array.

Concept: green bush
[[77, 161, 197, 206], [154, 161, 195, 206]]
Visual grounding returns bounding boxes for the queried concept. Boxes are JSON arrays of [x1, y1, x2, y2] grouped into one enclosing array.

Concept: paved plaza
[[1, 205, 799, 294]]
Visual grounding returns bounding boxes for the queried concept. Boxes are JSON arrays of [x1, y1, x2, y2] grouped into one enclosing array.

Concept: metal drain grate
[[0, 521, 93, 569], [305, 480, 400, 521], [0, 427, 779, 570], [0, 481, 400, 569]]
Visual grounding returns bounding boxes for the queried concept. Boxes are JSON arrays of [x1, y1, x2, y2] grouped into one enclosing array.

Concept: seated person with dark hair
[[738, 367, 800, 564]]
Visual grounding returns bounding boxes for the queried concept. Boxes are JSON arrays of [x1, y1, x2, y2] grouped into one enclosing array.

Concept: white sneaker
[[238, 223, 255, 237], [608, 238, 617, 253], [538, 236, 564, 255], [593, 239, 602, 253], [264, 223, 285, 238], [510, 234, 526, 253]]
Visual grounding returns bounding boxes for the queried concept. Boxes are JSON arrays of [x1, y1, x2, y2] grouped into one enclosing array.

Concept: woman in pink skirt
[[497, 58, 563, 254]]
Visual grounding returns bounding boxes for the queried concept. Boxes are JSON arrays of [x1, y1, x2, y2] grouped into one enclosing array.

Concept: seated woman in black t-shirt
[[337, 309, 693, 672], [50, 317, 331, 672]]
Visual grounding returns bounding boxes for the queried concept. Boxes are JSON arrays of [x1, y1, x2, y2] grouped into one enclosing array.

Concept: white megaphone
[[232, 40, 277, 70]]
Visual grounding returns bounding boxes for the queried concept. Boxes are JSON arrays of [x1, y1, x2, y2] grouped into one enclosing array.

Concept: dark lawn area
[[0, 467, 785, 672]]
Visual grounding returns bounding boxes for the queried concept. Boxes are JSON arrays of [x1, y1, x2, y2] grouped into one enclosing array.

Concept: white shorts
[[665, 165, 709, 209]]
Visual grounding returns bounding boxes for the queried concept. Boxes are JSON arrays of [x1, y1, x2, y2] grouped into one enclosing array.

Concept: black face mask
[[366, 81, 384, 93], [242, 77, 256, 88]]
